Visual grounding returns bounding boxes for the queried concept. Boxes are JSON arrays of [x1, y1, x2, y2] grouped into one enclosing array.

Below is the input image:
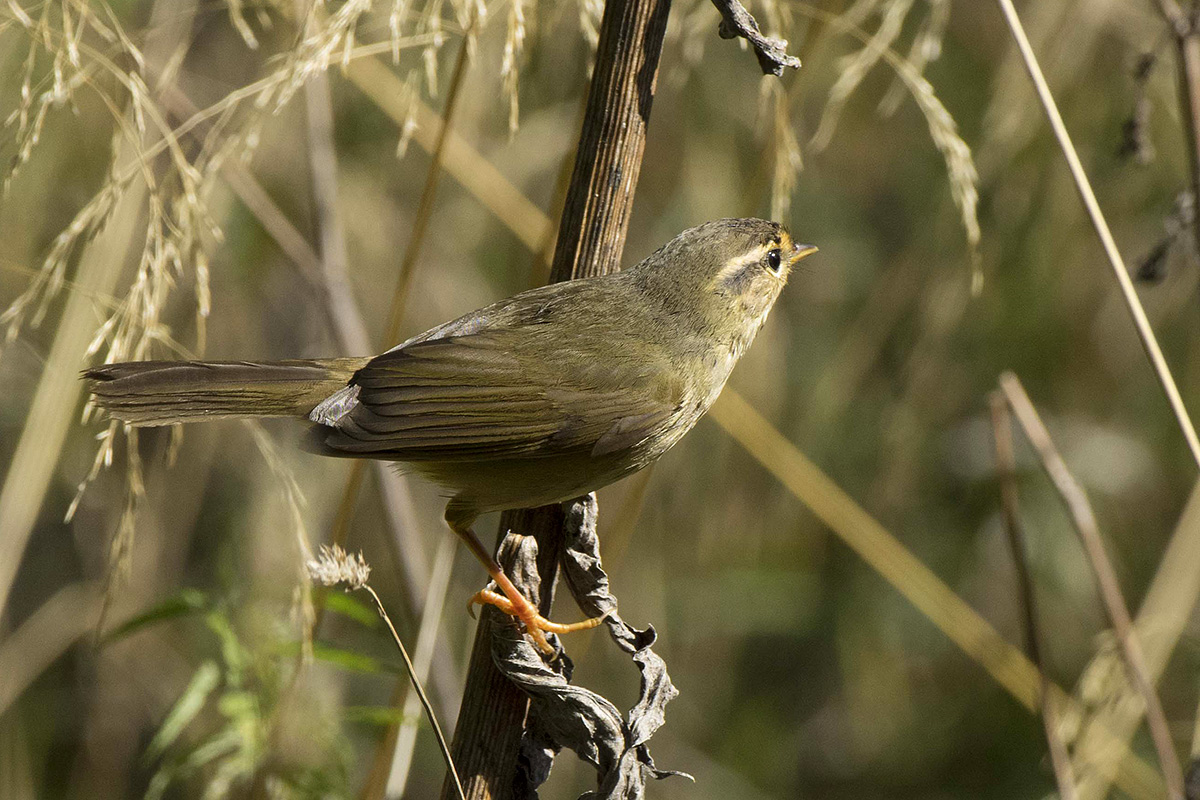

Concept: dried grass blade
[[989, 392, 1078, 800], [999, 372, 1184, 800]]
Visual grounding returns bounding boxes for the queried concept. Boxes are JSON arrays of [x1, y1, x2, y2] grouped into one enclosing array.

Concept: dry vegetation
[[2, 0, 1200, 798]]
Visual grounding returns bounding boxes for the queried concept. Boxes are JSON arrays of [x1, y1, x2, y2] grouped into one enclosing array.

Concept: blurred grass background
[[2, 0, 1200, 798]]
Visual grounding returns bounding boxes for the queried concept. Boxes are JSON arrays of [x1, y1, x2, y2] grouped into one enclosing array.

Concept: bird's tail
[[83, 358, 370, 427]]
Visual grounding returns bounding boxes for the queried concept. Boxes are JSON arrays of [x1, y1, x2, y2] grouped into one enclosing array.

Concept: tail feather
[[84, 358, 370, 426]]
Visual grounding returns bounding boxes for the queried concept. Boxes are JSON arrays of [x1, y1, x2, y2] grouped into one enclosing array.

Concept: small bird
[[85, 218, 816, 652]]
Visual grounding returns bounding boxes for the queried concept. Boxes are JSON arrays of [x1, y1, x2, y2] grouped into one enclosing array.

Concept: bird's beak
[[790, 243, 818, 264]]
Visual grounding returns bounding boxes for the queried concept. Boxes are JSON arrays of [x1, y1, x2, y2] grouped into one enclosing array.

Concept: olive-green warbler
[[86, 217, 817, 652]]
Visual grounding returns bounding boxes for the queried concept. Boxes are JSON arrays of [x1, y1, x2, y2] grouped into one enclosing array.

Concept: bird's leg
[[448, 519, 606, 654]]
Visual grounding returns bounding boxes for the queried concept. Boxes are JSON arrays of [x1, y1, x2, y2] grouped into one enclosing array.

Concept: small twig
[[708, 0, 801, 76], [989, 393, 1078, 800], [999, 372, 1184, 800], [995, 0, 1200, 472]]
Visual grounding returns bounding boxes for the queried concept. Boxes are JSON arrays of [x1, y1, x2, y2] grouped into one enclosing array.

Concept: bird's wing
[[317, 331, 682, 461]]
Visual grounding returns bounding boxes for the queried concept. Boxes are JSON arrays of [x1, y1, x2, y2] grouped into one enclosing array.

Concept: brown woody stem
[[439, 0, 671, 794]]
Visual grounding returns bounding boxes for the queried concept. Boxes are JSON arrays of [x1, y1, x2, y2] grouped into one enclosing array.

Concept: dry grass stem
[[301, 53, 372, 356], [1070, 481, 1200, 800], [383, 534, 457, 797], [306, 545, 465, 800], [365, 581, 465, 800], [989, 393, 1078, 800], [995, 0, 1200, 471], [999, 372, 1184, 800], [501, 0, 527, 135]]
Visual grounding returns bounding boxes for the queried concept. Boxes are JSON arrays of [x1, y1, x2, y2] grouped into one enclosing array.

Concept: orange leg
[[448, 515, 607, 654]]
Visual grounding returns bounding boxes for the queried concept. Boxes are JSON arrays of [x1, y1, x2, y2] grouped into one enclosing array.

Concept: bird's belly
[[408, 448, 655, 517]]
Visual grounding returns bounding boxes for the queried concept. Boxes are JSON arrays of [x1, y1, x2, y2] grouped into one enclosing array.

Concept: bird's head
[[631, 218, 817, 349]]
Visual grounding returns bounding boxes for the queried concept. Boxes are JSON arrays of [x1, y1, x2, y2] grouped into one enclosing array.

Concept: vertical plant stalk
[[994, 0, 1200, 471], [440, 0, 671, 795], [988, 393, 1078, 800], [301, 53, 372, 358], [307, 542, 465, 799], [999, 372, 1184, 800], [382, 535, 457, 796], [363, 583, 466, 800]]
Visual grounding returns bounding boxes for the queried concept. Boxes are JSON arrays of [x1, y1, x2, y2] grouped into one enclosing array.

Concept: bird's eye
[[766, 248, 782, 273]]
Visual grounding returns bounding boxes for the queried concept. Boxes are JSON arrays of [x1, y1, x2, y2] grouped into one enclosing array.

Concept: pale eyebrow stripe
[[713, 245, 769, 284]]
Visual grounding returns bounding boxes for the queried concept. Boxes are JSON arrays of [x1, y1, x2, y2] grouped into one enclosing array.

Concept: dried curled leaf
[[487, 494, 690, 800]]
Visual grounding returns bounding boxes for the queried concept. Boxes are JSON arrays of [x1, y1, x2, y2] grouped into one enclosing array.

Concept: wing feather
[[318, 332, 682, 461]]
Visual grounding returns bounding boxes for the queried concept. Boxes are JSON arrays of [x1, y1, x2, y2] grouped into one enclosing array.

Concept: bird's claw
[[467, 588, 610, 654]]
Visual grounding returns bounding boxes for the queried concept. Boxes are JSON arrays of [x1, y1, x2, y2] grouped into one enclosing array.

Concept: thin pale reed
[[996, 0, 1200, 470], [999, 372, 1184, 800]]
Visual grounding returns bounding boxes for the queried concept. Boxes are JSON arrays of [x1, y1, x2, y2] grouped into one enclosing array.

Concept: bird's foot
[[468, 588, 608, 654]]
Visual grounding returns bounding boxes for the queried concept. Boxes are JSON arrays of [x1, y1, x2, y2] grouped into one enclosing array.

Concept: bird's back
[[307, 273, 708, 516]]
